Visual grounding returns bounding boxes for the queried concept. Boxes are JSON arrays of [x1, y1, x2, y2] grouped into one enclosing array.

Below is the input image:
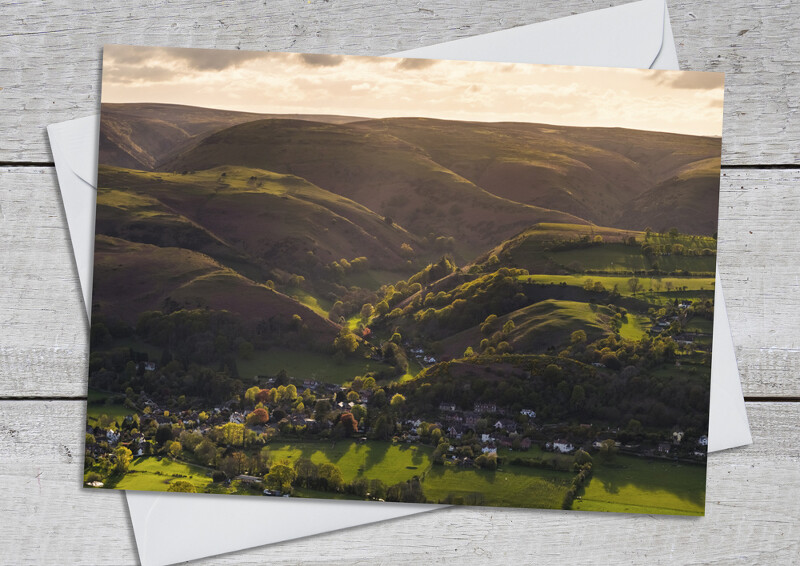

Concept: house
[[672, 431, 685, 444], [494, 419, 517, 432], [548, 440, 574, 454], [480, 433, 493, 443], [520, 409, 536, 418], [422, 355, 437, 364], [498, 438, 513, 448], [438, 402, 457, 412], [407, 418, 423, 428], [229, 412, 245, 425], [657, 442, 672, 454], [463, 412, 479, 427], [106, 429, 120, 444], [481, 444, 497, 454], [234, 475, 263, 485], [303, 379, 319, 390], [446, 425, 463, 439], [697, 435, 709, 446], [444, 413, 464, 424], [519, 438, 532, 450], [474, 402, 497, 413], [142, 361, 156, 372]]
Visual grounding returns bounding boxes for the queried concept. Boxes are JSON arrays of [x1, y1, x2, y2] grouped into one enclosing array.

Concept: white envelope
[[48, 1, 751, 564]]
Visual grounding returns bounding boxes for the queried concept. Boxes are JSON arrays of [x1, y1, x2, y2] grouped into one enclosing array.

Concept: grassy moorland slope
[[161, 119, 591, 260], [92, 235, 339, 344]]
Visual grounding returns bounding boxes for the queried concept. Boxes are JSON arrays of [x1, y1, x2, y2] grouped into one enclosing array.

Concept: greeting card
[[85, 45, 723, 515]]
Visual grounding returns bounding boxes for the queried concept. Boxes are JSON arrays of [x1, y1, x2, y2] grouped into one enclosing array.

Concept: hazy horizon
[[102, 46, 725, 137]]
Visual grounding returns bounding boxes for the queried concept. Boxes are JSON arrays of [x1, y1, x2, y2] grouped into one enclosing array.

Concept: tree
[[502, 320, 515, 335], [113, 446, 132, 474], [571, 330, 587, 344], [155, 424, 173, 446], [400, 243, 414, 258], [351, 404, 367, 422], [627, 277, 642, 296], [167, 480, 197, 493], [463, 346, 475, 357], [340, 412, 358, 436], [346, 391, 360, 403], [599, 438, 619, 462], [318, 462, 345, 492], [168, 441, 182, 459], [390, 393, 406, 408], [375, 300, 390, 316], [244, 385, 261, 406], [265, 463, 296, 493], [246, 407, 269, 426], [570, 385, 586, 408], [314, 399, 331, 421], [334, 327, 358, 355], [360, 303, 374, 321]]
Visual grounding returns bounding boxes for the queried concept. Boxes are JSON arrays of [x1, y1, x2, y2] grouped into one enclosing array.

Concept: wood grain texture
[[3, 166, 799, 397], [0, 0, 798, 165], [0, 400, 797, 565]]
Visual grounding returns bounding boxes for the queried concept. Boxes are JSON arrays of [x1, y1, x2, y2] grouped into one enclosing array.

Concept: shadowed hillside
[[100, 102, 368, 171], [161, 118, 591, 260], [92, 235, 340, 346]]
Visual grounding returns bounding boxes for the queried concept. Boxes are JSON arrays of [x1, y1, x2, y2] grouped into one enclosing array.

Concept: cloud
[[395, 58, 437, 71], [169, 47, 267, 71], [298, 53, 344, 67], [649, 70, 724, 90], [351, 82, 372, 92], [669, 72, 725, 90]]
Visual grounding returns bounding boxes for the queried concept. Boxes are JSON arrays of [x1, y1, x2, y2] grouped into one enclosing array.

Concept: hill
[[91, 235, 339, 345], [162, 118, 591, 261], [352, 118, 722, 232], [96, 165, 421, 276], [99, 103, 368, 170], [617, 157, 722, 235]]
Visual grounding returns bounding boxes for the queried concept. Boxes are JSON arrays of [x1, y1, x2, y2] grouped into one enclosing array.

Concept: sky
[[102, 45, 725, 137]]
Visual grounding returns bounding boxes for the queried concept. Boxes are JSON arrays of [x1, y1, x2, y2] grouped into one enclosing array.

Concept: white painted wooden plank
[[0, 0, 798, 165], [3, 166, 799, 397], [0, 401, 797, 564]]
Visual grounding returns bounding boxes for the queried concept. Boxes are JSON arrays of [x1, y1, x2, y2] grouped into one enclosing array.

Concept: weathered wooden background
[[1, 1, 799, 564]]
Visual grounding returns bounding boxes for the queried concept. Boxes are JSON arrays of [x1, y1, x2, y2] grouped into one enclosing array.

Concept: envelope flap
[[392, 0, 666, 70], [50, 115, 100, 187]]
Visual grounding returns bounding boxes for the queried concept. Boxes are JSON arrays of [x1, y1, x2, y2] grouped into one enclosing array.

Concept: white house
[[549, 440, 574, 453], [520, 409, 536, 418], [105, 429, 120, 444], [229, 412, 245, 424], [481, 445, 497, 454], [481, 433, 493, 443]]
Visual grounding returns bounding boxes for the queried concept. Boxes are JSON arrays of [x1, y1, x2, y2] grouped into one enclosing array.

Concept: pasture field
[[522, 274, 714, 305], [237, 347, 389, 384], [548, 243, 716, 274], [113, 456, 213, 492], [573, 455, 706, 515], [262, 439, 433, 486], [421, 463, 572, 508], [86, 390, 130, 427]]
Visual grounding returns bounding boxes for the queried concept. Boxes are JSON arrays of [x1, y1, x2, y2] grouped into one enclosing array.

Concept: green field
[[422, 463, 572, 508], [114, 456, 214, 492], [548, 243, 716, 274], [573, 455, 706, 515], [237, 347, 390, 384], [619, 314, 650, 340], [285, 288, 332, 317], [522, 274, 714, 305], [86, 390, 131, 427], [263, 440, 433, 486]]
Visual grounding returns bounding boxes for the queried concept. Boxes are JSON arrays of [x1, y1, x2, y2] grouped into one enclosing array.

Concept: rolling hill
[[352, 118, 722, 233], [96, 164, 422, 276], [161, 118, 591, 260], [100, 102, 368, 171], [92, 235, 339, 345]]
